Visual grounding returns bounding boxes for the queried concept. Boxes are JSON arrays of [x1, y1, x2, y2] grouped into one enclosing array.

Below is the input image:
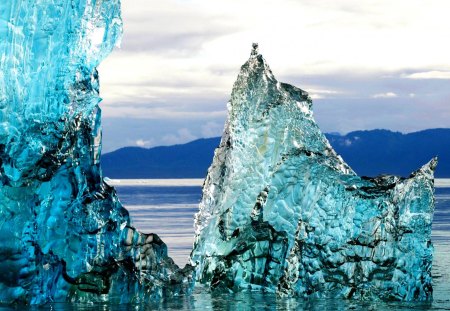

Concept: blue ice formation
[[190, 44, 436, 301], [0, 0, 192, 304]]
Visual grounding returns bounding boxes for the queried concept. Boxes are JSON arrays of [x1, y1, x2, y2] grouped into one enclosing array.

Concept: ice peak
[[250, 42, 259, 57], [411, 156, 438, 179], [238, 42, 275, 84], [191, 45, 436, 301]]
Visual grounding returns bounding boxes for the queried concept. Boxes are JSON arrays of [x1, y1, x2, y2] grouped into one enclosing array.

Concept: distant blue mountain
[[101, 128, 450, 178], [101, 137, 221, 179]]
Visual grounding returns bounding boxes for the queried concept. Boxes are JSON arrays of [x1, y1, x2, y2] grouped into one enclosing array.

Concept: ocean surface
[[2, 179, 449, 310]]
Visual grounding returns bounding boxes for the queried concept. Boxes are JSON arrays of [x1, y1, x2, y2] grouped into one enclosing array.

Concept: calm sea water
[[115, 184, 450, 311], [117, 186, 200, 266]]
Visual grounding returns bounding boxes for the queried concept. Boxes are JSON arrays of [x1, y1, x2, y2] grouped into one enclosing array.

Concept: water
[[116, 186, 200, 265], [1, 182, 449, 310]]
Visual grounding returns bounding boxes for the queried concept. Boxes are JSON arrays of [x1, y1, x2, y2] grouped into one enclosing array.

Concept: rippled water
[[117, 185, 200, 266], [1, 184, 449, 310]]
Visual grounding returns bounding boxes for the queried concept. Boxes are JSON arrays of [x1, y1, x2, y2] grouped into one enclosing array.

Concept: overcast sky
[[98, 0, 450, 152]]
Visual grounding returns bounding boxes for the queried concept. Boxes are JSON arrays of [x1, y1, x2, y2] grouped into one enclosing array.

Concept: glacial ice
[[0, 0, 192, 304], [0, 0, 437, 303], [190, 44, 436, 301]]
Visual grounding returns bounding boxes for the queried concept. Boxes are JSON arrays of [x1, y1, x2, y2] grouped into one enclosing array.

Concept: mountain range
[[101, 128, 450, 178]]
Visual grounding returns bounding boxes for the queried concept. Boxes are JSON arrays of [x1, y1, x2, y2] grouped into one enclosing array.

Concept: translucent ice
[[0, 0, 192, 304], [191, 44, 436, 301]]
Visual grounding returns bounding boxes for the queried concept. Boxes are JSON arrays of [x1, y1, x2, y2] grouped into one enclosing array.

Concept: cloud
[[101, 116, 227, 152], [98, 0, 450, 151], [135, 139, 152, 147], [201, 121, 223, 137], [372, 92, 398, 98], [314, 96, 450, 136], [119, 0, 238, 54], [310, 94, 324, 99], [101, 105, 227, 120], [162, 128, 197, 145], [403, 71, 450, 80], [308, 88, 342, 99]]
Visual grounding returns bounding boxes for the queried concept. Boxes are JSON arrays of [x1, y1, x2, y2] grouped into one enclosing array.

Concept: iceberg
[[0, 0, 192, 304], [190, 44, 436, 301]]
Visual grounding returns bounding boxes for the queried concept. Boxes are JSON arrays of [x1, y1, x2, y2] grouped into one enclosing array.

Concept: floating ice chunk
[[191, 45, 436, 301], [0, 0, 192, 304]]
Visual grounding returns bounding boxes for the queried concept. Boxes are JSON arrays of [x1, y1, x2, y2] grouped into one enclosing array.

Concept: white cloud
[[403, 71, 450, 80], [372, 92, 397, 99], [201, 121, 223, 137], [162, 128, 197, 145], [135, 139, 152, 147], [101, 105, 227, 119], [310, 94, 324, 100], [99, 0, 450, 115], [308, 88, 341, 99], [99, 0, 450, 150]]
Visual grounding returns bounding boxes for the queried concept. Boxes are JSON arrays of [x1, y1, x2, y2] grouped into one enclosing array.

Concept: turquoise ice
[[0, 0, 192, 304], [191, 44, 436, 301], [0, 0, 437, 304]]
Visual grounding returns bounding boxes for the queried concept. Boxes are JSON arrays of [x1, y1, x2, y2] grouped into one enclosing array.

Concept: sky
[[98, 0, 450, 153]]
